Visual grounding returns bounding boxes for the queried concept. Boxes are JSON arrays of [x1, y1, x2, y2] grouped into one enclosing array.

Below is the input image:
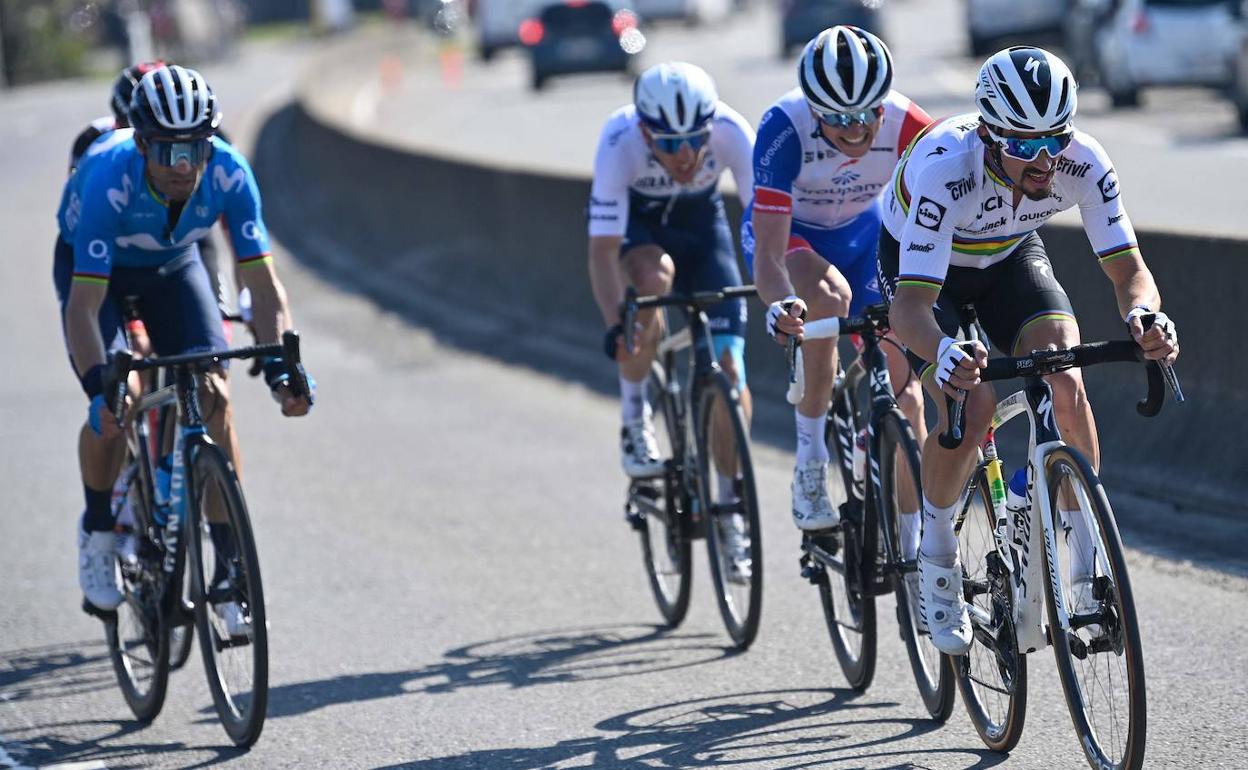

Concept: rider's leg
[[617, 245, 673, 477], [884, 335, 925, 561]]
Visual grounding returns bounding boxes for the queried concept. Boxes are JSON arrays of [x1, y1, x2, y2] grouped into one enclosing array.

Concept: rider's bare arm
[[240, 259, 291, 346], [65, 281, 109, 378], [588, 235, 626, 326]]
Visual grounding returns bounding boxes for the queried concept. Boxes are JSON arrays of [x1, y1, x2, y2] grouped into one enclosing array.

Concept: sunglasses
[[985, 125, 1073, 162], [815, 106, 882, 129], [650, 129, 711, 155], [147, 138, 213, 167]]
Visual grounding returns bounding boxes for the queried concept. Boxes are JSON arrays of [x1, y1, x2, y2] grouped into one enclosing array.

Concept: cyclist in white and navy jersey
[[880, 48, 1179, 654], [749, 26, 932, 534], [588, 62, 755, 485], [57, 66, 314, 626]]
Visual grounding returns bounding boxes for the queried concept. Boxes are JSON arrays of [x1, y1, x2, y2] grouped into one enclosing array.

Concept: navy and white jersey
[[57, 134, 271, 285], [587, 102, 755, 238], [882, 113, 1139, 291], [750, 89, 931, 229], [68, 115, 119, 174]]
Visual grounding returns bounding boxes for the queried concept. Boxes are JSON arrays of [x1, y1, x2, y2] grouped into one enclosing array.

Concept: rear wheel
[[697, 371, 762, 650], [1043, 448, 1146, 770], [636, 361, 692, 628], [879, 409, 954, 720], [955, 468, 1028, 752], [189, 442, 269, 748], [107, 568, 170, 723], [817, 383, 877, 690]]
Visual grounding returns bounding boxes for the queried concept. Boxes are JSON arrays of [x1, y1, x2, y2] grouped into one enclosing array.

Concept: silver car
[[1095, 0, 1243, 107]]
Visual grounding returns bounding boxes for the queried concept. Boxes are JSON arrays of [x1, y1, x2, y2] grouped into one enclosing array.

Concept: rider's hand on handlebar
[[935, 337, 988, 401], [1126, 308, 1179, 366], [766, 296, 806, 345]]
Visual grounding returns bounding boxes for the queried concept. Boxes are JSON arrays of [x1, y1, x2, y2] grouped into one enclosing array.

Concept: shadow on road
[[0, 638, 116, 706], [371, 687, 1008, 769], [265, 623, 731, 719]]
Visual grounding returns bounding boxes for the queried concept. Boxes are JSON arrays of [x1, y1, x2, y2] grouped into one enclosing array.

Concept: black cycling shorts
[[877, 229, 1076, 378]]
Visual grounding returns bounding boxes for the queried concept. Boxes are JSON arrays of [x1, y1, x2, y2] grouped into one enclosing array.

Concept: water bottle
[[1005, 468, 1028, 573], [851, 428, 868, 489]]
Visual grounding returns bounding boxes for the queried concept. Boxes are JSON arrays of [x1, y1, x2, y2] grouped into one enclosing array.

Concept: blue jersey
[[57, 134, 271, 285]]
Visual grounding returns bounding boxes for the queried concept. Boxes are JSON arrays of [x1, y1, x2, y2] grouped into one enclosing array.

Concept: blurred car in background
[[780, 0, 884, 59], [966, 0, 1068, 57], [523, 0, 646, 91], [631, 0, 733, 26], [1094, 0, 1242, 107], [475, 0, 551, 60]]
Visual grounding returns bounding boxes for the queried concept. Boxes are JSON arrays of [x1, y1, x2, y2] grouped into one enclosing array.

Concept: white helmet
[[798, 26, 893, 115], [975, 47, 1077, 132], [633, 62, 718, 134], [129, 64, 221, 140]]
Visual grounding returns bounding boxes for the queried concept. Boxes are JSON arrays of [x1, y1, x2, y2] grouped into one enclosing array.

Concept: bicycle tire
[[697, 370, 763, 650], [1043, 447, 1146, 770], [637, 361, 692, 628], [817, 383, 877, 690], [955, 466, 1028, 752], [106, 573, 170, 723], [188, 441, 269, 748], [878, 409, 955, 721]]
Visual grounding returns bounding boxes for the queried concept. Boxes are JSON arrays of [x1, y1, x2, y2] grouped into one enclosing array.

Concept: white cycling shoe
[[791, 459, 839, 531], [214, 596, 253, 639], [621, 416, 664, 479], [78, 529, 123, 612], [917, 552, 973, 655], [720, 513, 752, 585], [903, 570, 926, 634]]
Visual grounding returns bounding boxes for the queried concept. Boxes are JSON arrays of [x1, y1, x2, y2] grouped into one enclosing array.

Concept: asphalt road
[[341, 0, 1248, 239], [1, 24, 1247, 770]]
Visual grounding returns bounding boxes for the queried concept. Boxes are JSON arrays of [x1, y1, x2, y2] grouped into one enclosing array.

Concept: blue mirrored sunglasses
[[815, 106, 882, 129], [149, 138, 212, 167], [986, 126, 1073, 162], [651, 129, 711, 155]]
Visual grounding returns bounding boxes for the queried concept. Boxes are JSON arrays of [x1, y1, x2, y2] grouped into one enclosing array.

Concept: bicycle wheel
[[188, 442, 269, 747], [878, 409, 954, 721], [955, 467, 1027, 752], [1043, 447, 1146, 770], [635, 361, 693, 628], [169, 558, 195, 671], [816, 384, 877, 690], [106, 566, 170, 722], [697, 370, 763, 650]]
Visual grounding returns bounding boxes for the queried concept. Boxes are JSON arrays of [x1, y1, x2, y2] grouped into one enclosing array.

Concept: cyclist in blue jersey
[[748, 26, 932, 537], [58, 66, 314, 625]]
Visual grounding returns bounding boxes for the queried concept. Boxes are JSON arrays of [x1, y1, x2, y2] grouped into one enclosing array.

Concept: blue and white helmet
[[799, 26, 893, 115], [633, 62, 718, 134], [128, 64, 222, 140], [976, 47, 1077, 132]]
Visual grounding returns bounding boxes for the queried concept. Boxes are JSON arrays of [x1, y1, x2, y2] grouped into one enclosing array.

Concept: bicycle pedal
[[625, 508, 645, 531]]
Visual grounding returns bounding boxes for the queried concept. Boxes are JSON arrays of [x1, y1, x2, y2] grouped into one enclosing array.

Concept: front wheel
[[188, 442, 269, 748], [1043, 447, 1146, 770], [697, 371, 762, 650], [817, 383, 877, 690], [955, 467, 1028, 752], [878, 409, 954, 721]]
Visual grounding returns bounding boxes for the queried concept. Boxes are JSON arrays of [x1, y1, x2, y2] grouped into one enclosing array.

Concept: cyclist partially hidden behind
[[750, 26, 932, 539], [880, 47, 1179, 654], [589, 61, 755, 476], [57, 66, 314, 632]]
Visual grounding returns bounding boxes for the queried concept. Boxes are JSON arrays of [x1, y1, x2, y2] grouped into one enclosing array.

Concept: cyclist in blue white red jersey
[[58, 66, 314, 624], [879, 48, 1179, 654], [748, 26, 931, 536], [588, 62, 755, 484]]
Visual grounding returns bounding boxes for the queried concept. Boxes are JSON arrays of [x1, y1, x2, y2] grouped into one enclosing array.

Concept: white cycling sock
[[620, 375, 648, 422], [1062, 508, 1098, 581], [795, 409, 829, 465], [920, 495, 960, 562], [899, 510, 921, 561], [717, 473, 737, 502]]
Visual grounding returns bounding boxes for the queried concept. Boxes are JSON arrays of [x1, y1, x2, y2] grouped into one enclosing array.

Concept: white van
[[474, 0, 553, 60]]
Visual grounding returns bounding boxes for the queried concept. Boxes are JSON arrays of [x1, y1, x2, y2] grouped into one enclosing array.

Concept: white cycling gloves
[[934, 336, 971, 391], [767, 296, 801, 341], [1125, 306, 1178, 345]]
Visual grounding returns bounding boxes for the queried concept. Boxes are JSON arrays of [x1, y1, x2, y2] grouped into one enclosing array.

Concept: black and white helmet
[[798, 26, 893, 115], [128, 64, 221, 140], [975, 47, 1077, 132], [633, 62, 718, 134]]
